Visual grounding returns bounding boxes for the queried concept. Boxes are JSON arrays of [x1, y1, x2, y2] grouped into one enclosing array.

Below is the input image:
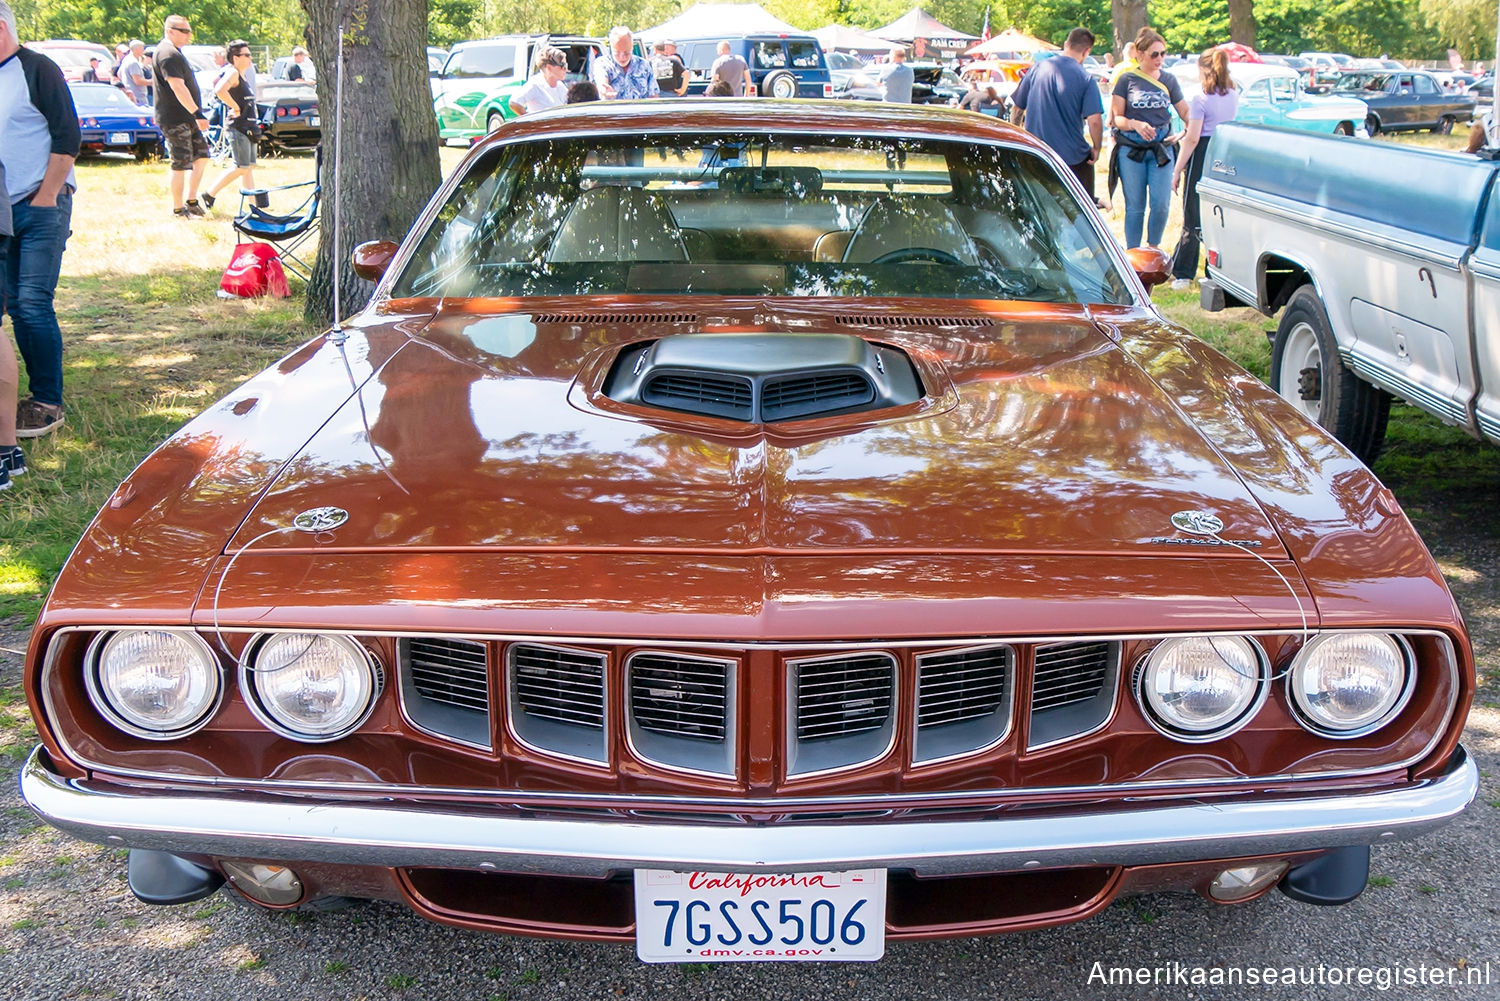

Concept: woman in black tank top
[[202, 41, 260, 210]]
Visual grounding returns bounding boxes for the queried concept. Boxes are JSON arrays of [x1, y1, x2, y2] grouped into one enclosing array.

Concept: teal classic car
[[1169, 62, 1368, 137], [433, 35, 601, 143]]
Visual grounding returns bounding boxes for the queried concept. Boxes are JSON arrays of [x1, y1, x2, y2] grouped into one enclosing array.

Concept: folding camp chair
[[205, 101, 234, 165], [232, 150, 321, 281]]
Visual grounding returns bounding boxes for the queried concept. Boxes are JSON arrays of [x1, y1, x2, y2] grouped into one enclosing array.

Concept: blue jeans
[[1116, 142, 1173, 249], [4, 191, 72, 408]]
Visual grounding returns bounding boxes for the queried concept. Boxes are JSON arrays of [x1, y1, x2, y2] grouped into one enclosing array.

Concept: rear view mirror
[[1126, 246, 1171, 292], [352, 240, 399, 281]]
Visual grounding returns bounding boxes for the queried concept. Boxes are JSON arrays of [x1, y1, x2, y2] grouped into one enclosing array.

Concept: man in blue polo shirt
[[0, 0, 79, 438], [1009, 28, 1105, 204]]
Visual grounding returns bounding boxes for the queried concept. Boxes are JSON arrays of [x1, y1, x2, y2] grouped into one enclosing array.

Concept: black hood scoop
[[603, 332, 924, 423]]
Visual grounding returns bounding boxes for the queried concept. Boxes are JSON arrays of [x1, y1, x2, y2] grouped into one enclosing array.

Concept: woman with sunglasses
[[1109, 28, 1189, 250]]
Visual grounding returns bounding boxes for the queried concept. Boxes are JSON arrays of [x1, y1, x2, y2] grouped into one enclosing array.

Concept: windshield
[[72, 85, 147, 111], [391, 132, 1130, 304], [1334, 73, 1388, 92]]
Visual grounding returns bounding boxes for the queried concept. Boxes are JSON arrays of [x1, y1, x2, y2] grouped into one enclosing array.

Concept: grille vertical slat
[[629, 655, 731, 743], [795, 655, 894, 742]]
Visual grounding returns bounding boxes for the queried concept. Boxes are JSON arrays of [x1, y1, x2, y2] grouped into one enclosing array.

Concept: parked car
[[271, 55, 316, 81], [427, 46, 448, 76], [432, 35, 601, 142], [69, 82, 163, 160], [1168, 62, 1368, 136], [21, 101, 1476, 957], [959, 58, 1028, 103], [254, 80, 319, 151], [1201, 122, 1500, 459], [675, 34, 833, 98], [26, 39, 114, 82], [1331, 69, 1475, 134], [1297, 51, 1350, 89], [909, 63, 965, 105], [826, 50, 873, 97], [1471, 76, 1494, 100]]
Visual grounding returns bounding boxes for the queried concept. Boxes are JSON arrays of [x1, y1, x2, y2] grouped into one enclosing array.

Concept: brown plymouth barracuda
[[21, 101, 1477, 963]]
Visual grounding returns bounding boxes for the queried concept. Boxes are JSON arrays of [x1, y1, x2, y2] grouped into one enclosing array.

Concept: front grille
[[760, 372, 875, 422], [1032, 643, 1111, 712], [630, 655, 729, 742], [794, 654, 894, 742], [917, 647, 1010, 728], [510, 644, 606, 729], [409, 638, 489, 713], [641, 373, 755, 420]]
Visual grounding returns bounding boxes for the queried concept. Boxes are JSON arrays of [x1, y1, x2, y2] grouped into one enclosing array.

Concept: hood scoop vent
[[836, 314, 993, 329], [534, 312, 700, 326], [604, 332, 923, 424]]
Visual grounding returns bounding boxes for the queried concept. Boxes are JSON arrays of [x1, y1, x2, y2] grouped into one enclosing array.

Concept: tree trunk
[[300, 0, 442, 326], [1227, 0, 1257, 48], [1111, 0, 1148, 60]]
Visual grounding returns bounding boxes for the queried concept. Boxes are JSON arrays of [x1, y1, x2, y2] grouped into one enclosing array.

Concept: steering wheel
[[871, 247, 964, 266]]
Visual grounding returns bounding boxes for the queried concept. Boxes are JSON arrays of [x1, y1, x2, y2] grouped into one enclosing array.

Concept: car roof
[[481, 98, 1046, 151]]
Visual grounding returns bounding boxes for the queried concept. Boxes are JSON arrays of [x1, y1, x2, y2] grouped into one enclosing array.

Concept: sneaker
[[0, 444, 24, 477], [201, 192, 216, 210], [173, 206, 193, 218], [0, 465, 9, 493], [16, 399, 64, 438], [1169, 278, 1193, 291], [185, 199, 206, 217]]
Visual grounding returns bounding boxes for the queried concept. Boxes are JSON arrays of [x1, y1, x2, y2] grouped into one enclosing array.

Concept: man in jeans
[[0, 0, 79, 438]]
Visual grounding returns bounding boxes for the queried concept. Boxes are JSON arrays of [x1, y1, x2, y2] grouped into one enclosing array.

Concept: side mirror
[[1126, 246, 1171, 292], [351, 240, 399, 282]]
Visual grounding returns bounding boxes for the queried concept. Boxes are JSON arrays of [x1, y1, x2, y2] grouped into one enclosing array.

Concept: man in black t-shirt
[[651, 40, 688, 96], [153, 13, 210, 218]]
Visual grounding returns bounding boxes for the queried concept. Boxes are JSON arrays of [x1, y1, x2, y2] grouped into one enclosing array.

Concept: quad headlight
[[241, 633, 383, 742], [86, 629, 223, 739], [1136, 636, 1267, 742], [1287, 632, 1412, 738]]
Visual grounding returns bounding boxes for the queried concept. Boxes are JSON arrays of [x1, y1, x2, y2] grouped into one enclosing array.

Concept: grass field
[[0, 132, 1497, 623]]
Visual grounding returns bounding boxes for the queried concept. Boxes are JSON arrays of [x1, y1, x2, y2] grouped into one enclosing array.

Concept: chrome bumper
[[21, 747, 1478, 877]]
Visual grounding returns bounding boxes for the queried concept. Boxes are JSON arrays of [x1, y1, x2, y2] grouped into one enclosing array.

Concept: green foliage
[[15, 0, 307, 51], [1419, 0, 1499, 60], [430, 0, 483, 46]]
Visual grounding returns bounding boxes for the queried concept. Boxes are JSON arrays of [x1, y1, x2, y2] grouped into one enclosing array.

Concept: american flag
[[981, 6, 991, 42]]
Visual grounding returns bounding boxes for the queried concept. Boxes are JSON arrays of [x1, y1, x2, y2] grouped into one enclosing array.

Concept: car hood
[[234, 307, 1288, 558]]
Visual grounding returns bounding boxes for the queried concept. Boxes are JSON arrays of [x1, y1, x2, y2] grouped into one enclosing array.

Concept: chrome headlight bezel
[[239, 632, 384, 743], [84, 629, 224, 741], [1286, 632, 1415, 739], [1133, 635, 1269, 743]]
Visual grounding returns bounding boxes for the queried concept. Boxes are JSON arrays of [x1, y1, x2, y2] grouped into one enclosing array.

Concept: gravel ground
[[1, 503, 1496, 1001]]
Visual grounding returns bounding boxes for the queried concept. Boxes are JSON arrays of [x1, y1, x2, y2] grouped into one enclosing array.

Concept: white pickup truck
[[1197, 123, 1500, 461]]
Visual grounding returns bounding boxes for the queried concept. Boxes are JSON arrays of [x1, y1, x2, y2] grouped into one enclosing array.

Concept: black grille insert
[[510, 644, 606, 729], [761, 372, 874, 422], [795, 654, 895, 742], [630, 655, 730, 742], [641, 373, 754, 420], [917, 647, 1011, 728], [409, 638, 489, 713], [1032, 642, 1111, 712]]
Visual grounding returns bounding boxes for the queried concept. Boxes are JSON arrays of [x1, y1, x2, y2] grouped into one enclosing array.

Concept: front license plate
[[634, 869, 886, 963], [308, 115, 320, 126], [109, 131, 130, 144]]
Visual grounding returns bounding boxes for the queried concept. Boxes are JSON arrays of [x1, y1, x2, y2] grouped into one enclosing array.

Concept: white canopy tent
[[639, 3, 802, 43], [812, 24, 897, 55]]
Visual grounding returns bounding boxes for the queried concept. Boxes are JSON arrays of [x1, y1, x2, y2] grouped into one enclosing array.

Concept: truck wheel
[[486, 110, 503, 133], [1271, 286, 1391, 463], [764, 71, 797, 99], [1333, 122, 1353, 136], [1434, 115, 1455, 135], [1365, 115, 1381, 136]]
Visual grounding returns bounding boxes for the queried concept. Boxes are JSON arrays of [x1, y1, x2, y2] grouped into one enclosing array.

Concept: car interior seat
[[841, 196, 980, 265], [546, 186, 688, 262]]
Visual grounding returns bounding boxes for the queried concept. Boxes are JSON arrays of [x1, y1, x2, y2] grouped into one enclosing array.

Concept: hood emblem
[[293, 507, 350, 533], [1171, 510, 1224, 536]]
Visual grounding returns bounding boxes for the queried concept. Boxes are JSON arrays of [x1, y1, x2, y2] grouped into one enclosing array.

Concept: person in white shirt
[[509, 46, 569, 117]]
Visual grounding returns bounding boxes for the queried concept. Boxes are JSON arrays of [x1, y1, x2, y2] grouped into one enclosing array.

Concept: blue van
[[674, 34, 834, 99]]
